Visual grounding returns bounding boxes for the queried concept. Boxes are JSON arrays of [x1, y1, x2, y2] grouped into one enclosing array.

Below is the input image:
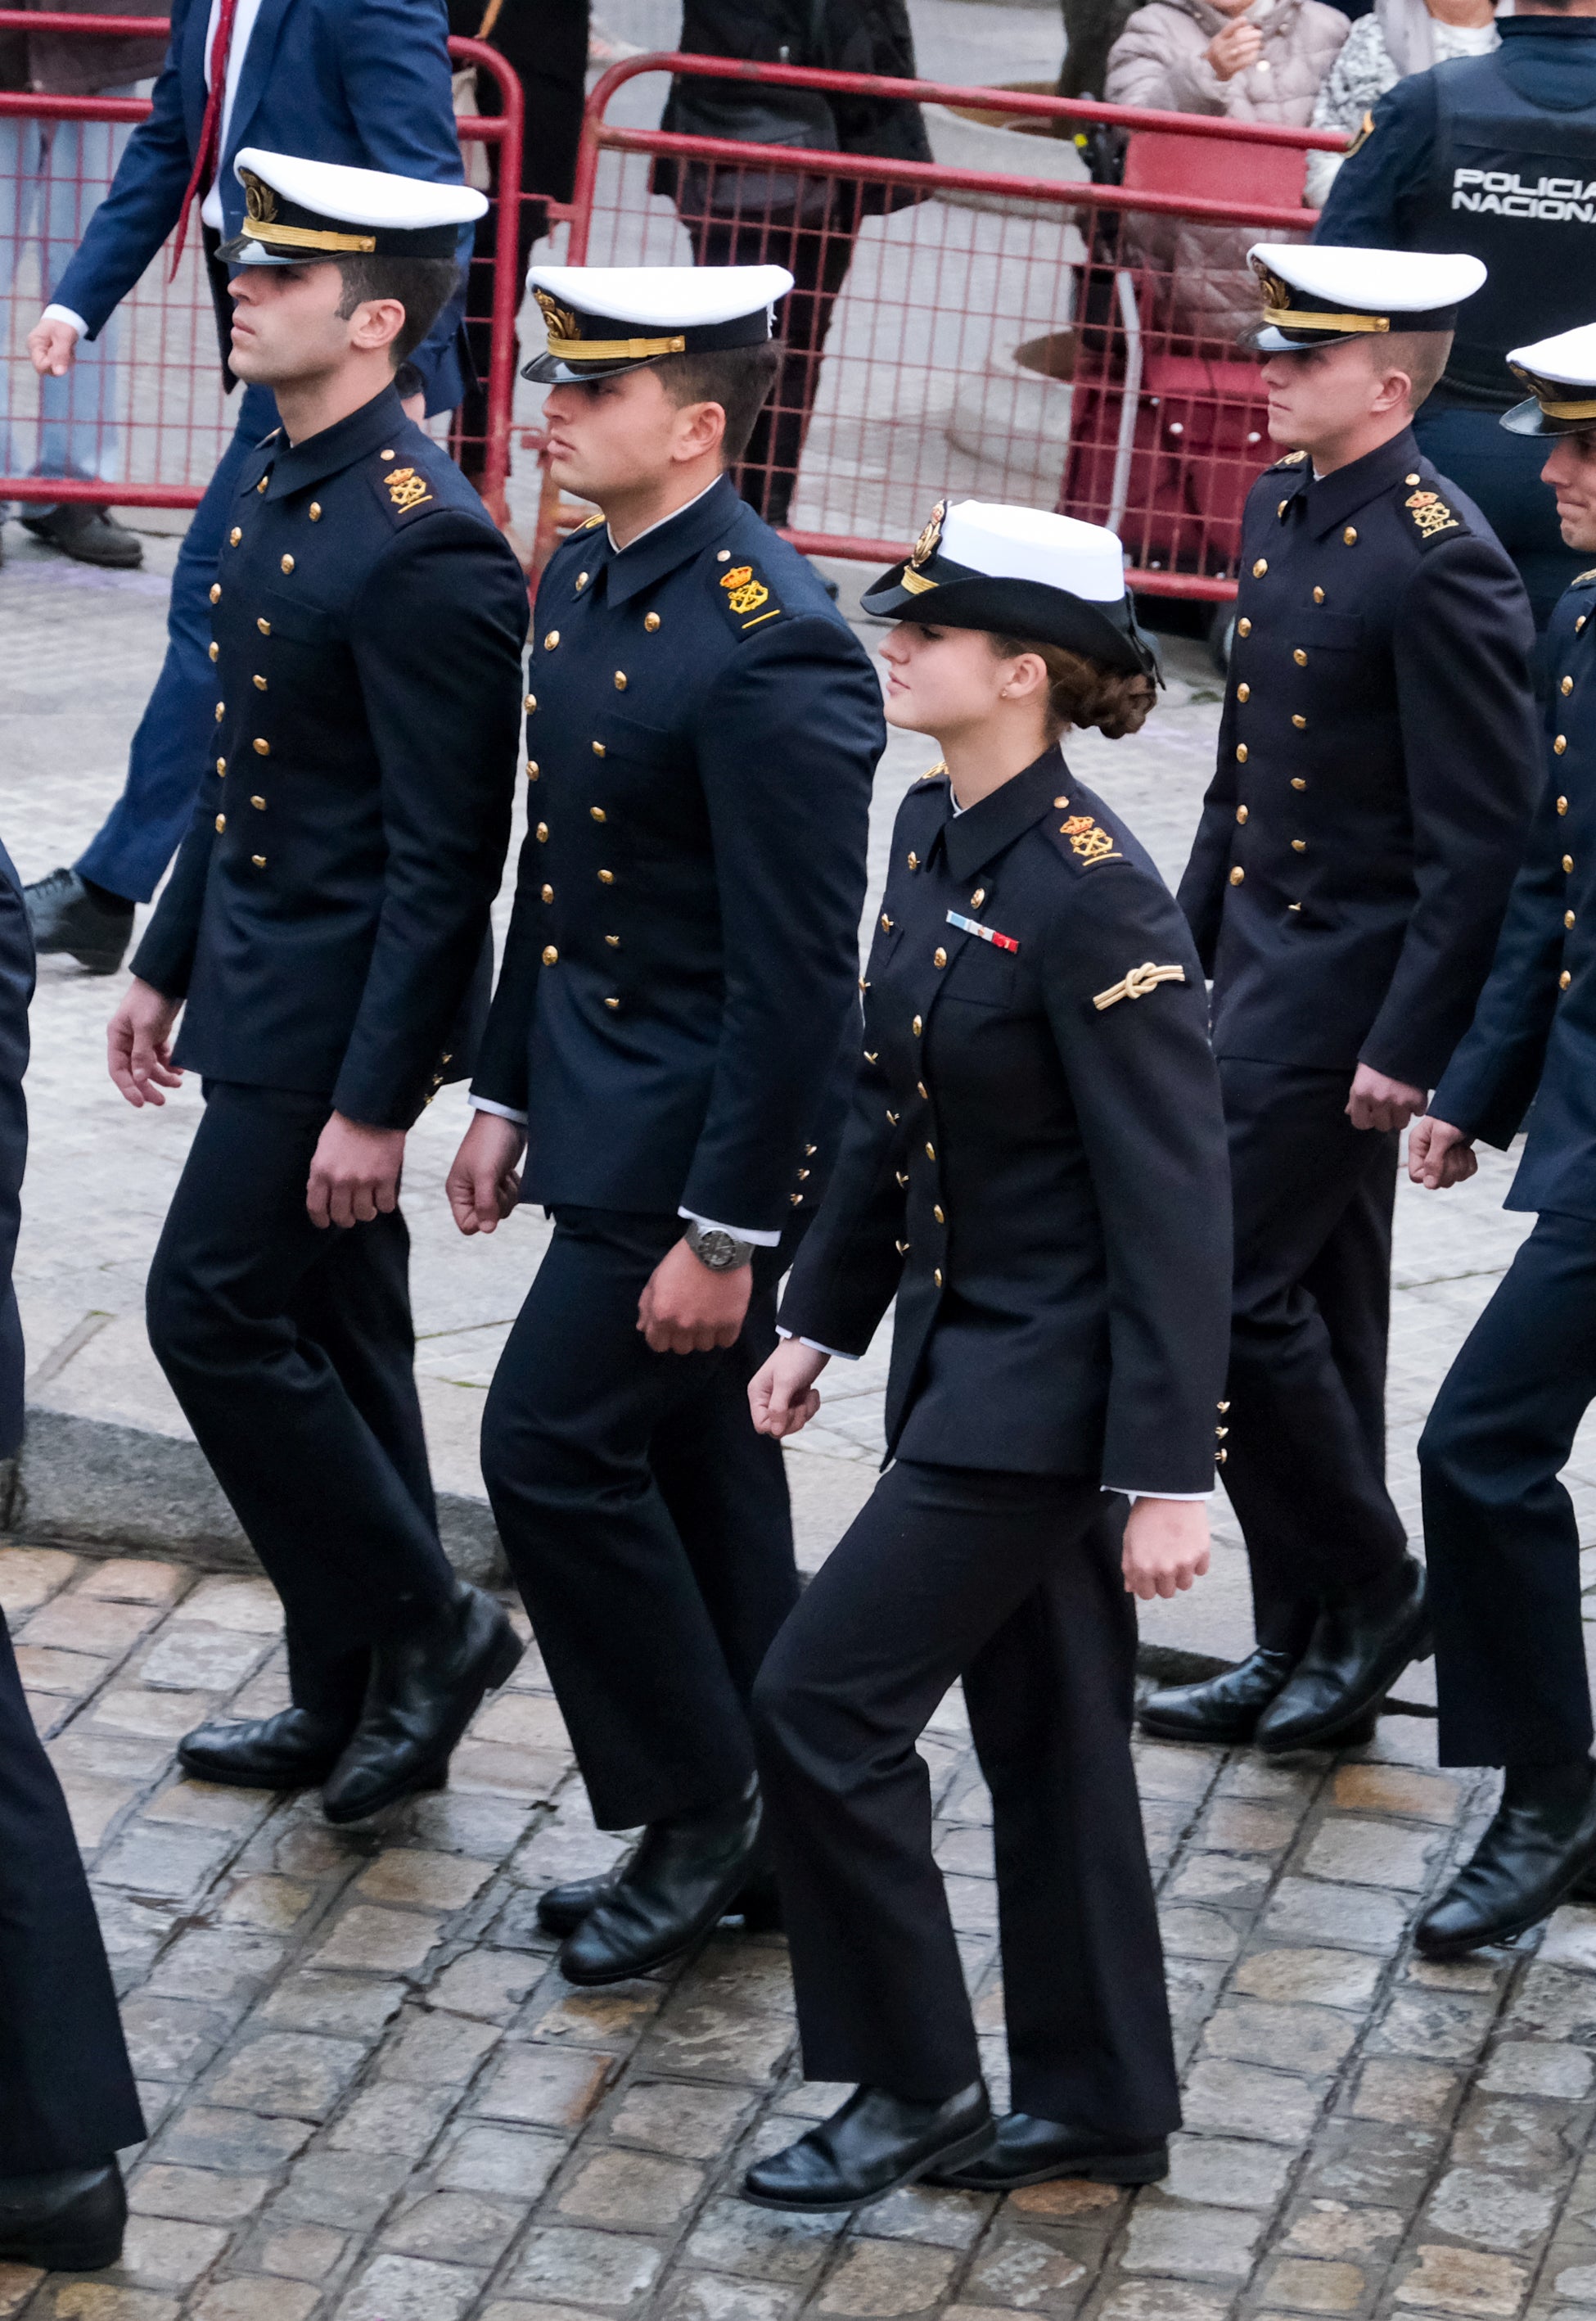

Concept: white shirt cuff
[[467, 1095, 527, 1125], [679, 1208, 781, 1249], [1107, 1488, 1215, 1504], [776, 1325, 858, 1362], [43, 303, 87, 338]]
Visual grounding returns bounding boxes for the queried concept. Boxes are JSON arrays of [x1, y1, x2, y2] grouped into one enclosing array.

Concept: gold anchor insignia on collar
[[1404, 487, 1458, 539], [385, 466, 432, 513], [1093, 961, 1188, 1011], [911, 499, 946, 569]]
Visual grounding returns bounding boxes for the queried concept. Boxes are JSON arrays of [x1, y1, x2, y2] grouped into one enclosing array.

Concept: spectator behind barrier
[[651, 0, 930, 531], [1307, 0, 1502, 205], [0, 0, 167, 569], [1106, 0, 1348, 346]]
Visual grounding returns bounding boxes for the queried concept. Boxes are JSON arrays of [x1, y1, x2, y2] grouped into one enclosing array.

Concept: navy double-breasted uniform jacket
[[777, 755, 1233, 1492], [1433, 569, 1596, 1217], [132, 384, 530, 1131], [469, 476, 883, 1235], [1179, 427, 1540, 1091]]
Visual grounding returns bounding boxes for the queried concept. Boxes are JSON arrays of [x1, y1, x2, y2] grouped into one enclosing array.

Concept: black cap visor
[[862, 553, 1160, 680], [1501, 368, 1596, 438]]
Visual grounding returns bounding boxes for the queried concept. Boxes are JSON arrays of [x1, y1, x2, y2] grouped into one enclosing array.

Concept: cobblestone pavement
[[10, 1538, 1596, 2321]]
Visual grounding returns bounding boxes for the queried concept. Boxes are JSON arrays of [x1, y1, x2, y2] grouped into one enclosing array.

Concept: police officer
[[106, 151, 530, 1823], [1410, 323, 1596, 1956], [1314, 0, 1596, 636], [1143, 245, 1542, 1757], [742, 503, 1232, 2211], [447, 264, 884, 1989], [0, 839, 145, 2273]]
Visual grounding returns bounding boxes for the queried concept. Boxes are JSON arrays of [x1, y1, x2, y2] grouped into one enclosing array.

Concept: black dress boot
[[557, 1778, 764, 1985], [1138, 1649, 1298, 1745], [926, 2111, 1169, 2191], [178, 1705, 354, 1790], [321, 1583, 522, 1825], [0, 2160, 127, 2271], [20, 502, 143, 568], [1417, 1763, 1596, 1959], [23, 867, 134, 973], [743, 2083, 994, 2214], [1254, 1556, 1430, 1755], [537, 1863, 783, 1940]]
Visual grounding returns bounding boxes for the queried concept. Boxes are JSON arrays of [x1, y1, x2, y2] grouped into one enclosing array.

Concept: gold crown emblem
[[243, 173, 279, 224], [534, 289, 581, 345], [910, 500, 946, 570]]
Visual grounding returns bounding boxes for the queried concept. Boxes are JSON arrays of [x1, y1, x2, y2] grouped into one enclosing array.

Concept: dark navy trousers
[[1421, 1209, 1596, 1768], [752, 1460, 1179, 2134], [0, 846, 144, 2170], [480, 1205, 799, 1833], [1216, 1059, 1410, 1656], [77, 383, 277, 904]]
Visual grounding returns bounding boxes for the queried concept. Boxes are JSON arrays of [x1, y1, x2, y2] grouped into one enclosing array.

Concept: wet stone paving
[[7, 1541, 1596, 2321]]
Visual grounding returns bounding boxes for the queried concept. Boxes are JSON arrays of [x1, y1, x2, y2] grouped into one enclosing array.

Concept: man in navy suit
[[20, 0, 469, 975], [0, 847, 147, 2274]]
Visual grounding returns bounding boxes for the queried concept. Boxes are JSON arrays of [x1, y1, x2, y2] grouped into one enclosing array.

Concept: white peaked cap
[[1508, 321, 1596, 383], [231, 148, 486, 230], [1248, 244, 1486, 317], [940, 502, 1127, 600], [525, 264, 795, 325]]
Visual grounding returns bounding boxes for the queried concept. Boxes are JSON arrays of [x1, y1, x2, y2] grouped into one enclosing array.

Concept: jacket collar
[[940, 749, 1069, 882], [1300, 426, 1421, 541], [601, 475, 744, 607], [253, 384, 408, 500]]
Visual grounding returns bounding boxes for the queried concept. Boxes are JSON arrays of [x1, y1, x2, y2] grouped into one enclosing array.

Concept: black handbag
[[669, 2, 839, 227]]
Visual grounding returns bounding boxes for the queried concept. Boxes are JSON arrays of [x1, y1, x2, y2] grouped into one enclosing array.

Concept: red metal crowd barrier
[[552, 53, 1349, 602], [0, 13, 522, 518]]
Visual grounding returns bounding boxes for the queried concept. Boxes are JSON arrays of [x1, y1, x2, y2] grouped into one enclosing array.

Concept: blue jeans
[[1413, 402, 1587, 640], [77, 382, 278, 901], [0, 96, 135, 484]]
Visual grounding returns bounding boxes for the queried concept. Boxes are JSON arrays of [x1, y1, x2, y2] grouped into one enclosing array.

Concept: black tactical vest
[[1408, 54, 1596, 407]]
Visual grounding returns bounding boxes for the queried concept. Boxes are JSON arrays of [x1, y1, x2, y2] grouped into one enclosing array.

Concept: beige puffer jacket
[[1106, 0, 1348, 345]]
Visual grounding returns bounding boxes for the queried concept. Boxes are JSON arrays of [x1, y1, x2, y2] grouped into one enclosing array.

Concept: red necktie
[[169, 0, 241, 278]]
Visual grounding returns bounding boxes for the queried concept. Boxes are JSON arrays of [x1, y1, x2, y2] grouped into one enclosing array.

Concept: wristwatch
[[684, 1220, 756, 1271]]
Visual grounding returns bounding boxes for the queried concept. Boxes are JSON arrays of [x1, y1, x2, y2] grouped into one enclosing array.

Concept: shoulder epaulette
[[715, 556, 782, 637], [372, 456, 441, 526], [1400, 483, 1470, 549], [1047, 810, 1126, 871]]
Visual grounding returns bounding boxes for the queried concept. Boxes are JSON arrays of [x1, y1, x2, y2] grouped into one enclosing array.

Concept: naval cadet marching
[[446, 264, 884, 1991], [1143, 243, 1543, 1762], [106, 151, 530, 1822], [1410, 321, 1596, 1957], [741, 502, 1233, 2212]]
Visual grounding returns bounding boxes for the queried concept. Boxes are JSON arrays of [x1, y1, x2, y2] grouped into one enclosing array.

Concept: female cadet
[[740, 501, 1233, 2213]]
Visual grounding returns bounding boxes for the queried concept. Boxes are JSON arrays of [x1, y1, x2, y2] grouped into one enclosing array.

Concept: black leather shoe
[[1139, 1649, 1297, 1745], [0, 2160, 127, 2271], [743, 2083, 994, 2214], [24, 866, 134, 973], [537, 1863, 782, 1940], [322, 1583, 521, 1825], [178, 1705, 354, 1790], [1417, 1772, 1596, 1959], [20, 501, 143, 568], [1254, 1557, 1430, 1755], [557, 1778, 764, 1985], [925, 2111, 1169, 2191]]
